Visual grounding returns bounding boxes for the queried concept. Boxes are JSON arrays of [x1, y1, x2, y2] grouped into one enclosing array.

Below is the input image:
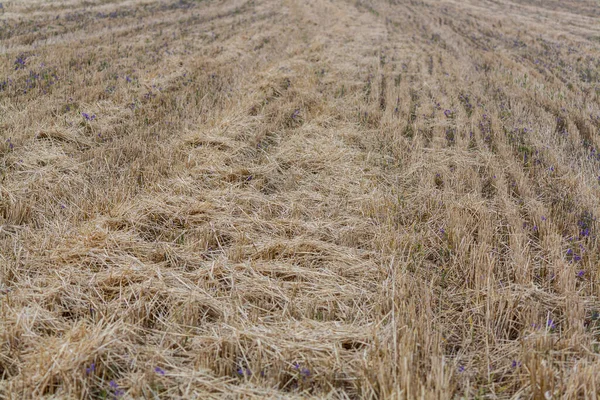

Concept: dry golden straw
[[1, 0, 600, 398]]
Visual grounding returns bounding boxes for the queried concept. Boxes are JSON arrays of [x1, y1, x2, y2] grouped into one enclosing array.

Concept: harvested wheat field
[[1, 0, 600, 398]]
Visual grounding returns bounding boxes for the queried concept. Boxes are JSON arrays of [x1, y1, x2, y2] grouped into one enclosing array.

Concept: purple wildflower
[[14, 54, 26, 70], [293, 362, 311, 378], [577, 270, 585, 278], [109, 381, 124, 398], [154, 367, 165, 376], [85, 363, 95, 374]]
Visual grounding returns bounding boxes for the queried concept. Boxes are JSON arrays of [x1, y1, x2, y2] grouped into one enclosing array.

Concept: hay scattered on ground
[[1, 0, 600, 398]]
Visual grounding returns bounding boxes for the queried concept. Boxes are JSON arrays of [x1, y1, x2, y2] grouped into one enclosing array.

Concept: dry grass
[[1, 0, 600, 398]]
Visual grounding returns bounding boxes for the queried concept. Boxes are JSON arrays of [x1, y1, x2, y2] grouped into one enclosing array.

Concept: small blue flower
[[154, 367, 165, 376], [577, 270, 585, 278]]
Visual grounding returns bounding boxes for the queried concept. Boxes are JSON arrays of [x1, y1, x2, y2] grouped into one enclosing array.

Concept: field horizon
[[1, 0, 600, 398]]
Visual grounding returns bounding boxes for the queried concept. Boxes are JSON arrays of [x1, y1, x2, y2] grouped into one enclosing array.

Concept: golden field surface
[[1, 0, 600, 398]]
